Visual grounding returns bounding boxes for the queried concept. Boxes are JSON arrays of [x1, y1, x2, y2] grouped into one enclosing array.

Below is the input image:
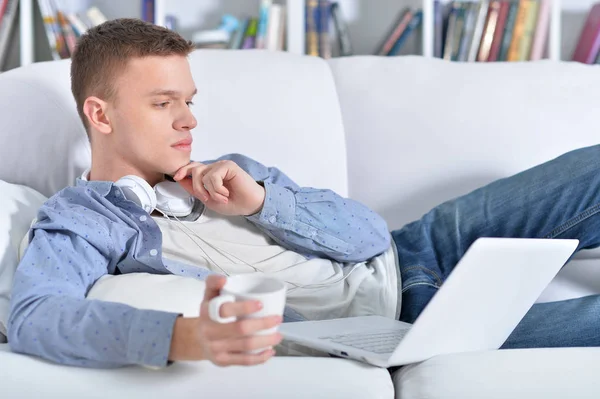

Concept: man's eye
[[186, 101, 194, 107], [156, 102, 169, 108]]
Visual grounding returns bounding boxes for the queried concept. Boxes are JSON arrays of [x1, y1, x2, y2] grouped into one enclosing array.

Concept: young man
[[8, 19, 600, 369]]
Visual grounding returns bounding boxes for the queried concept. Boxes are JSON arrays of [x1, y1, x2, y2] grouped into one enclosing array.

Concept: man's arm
[[8, 218, 178, 368], [211, 154, 391, 263]]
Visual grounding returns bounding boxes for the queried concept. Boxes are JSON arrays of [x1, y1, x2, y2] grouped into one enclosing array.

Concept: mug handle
[[208, 295, 237, 323]]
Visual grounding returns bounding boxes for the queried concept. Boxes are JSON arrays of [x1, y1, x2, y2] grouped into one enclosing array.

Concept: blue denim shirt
[[7, 153, 390, 368]]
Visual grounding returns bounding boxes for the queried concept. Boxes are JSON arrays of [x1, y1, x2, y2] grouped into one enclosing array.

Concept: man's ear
[[83, 96, 112, 135]]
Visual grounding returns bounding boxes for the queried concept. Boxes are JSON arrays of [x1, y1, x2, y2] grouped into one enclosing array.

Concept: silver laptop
[[279, 237, 579, 368]]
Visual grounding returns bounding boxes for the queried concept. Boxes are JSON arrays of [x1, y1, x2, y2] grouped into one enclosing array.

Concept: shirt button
[[310, 230, 317, 237], [139, 215, 147, 222], [149, 249, 158, 256], [268, 216, 276, 224]]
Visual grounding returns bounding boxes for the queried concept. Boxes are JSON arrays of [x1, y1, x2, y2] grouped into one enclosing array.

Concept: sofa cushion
[[0, 181, 47, 340], [393, 348, 600, 399], [0, 50, 349, 199], [0, 342, 394, 399]]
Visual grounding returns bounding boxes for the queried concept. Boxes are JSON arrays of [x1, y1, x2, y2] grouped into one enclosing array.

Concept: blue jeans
[[391, 145, 600, 348]]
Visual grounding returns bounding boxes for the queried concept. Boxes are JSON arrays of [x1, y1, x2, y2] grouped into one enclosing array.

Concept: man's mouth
[[172, 137, 193, 151]]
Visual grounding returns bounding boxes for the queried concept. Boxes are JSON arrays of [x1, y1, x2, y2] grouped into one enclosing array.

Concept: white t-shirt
[[154, 207, 401, 321]]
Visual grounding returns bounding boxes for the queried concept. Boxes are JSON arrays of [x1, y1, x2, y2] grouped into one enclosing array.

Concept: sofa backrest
[[0, 50, 348, 198], [330, 56, 600, 230]]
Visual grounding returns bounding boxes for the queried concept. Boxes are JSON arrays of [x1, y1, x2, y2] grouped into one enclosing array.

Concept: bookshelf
[[9, 0, 591, 69]]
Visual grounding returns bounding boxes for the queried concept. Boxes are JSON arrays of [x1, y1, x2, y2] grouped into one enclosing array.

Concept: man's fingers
[[173, 162, 205, 181], [212, 348, 276, 367], [208, 172, 230, 197], [210, 315, 283, 340], [203, 275, 227, 302], [211, 333, 282, 355], [202, 179, 228, 203], [219, 300, 262, 318]]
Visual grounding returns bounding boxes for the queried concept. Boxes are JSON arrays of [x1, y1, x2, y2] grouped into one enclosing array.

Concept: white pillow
[[0, 181, 47, 338], [86, 273, 206, 317]]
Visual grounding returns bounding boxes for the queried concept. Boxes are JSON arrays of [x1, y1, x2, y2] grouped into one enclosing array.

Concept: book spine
[[517, 0, 540, 61], [572, 3, 600, 64], [451, 4, 466, 61], [142, 0, 154, 23], [0, 0, 18, 67], [377, 8, 412, 56], [241, 18, 258, 49], [305, 0, 319, 56], [507, 0, 529, 61], [330, 2, 352, 56], [256, 0, 272, 49], [467, 0, 489, 62], [488, 0, 510, 62], [229, 18, 249, 49], [266, 4, 282, 51], [388, 10, 423, 56], [477, 0, 500, 62], [318, 0, 331, 58], [434, 0, 444, 58], [66, 13, 89, 37], [497, 1, 519, 61], [530, 0, 551, 60], [458, 3, 479, 62], [443, 2, 459, 61]]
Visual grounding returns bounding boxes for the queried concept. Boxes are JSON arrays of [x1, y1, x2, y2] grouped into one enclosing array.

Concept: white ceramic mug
[[208, 274, 286, 352]]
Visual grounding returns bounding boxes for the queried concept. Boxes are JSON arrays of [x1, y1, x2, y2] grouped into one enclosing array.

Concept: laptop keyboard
[[319, 329, 410, 354]]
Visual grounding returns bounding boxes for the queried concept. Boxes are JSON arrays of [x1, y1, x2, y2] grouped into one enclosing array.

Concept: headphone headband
[[81, 169, 193, 217]]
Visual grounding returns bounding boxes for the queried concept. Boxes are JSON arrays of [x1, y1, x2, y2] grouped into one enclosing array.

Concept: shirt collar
[[75, 178, 114, 197]]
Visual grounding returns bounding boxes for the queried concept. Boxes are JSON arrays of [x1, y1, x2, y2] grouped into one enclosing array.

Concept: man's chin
[[165, 159, 192, 177]]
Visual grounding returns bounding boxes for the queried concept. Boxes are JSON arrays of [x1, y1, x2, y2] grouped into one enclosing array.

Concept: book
[[517, 0, 540, 61], [497, 1, 519, 61], [443, 2, 460, 61], [467, 0, 489, 62], [229, 18, 249, 49], [305, 0, 319, 56], [142, 0, 154, 24], [457, 2, 480, 62], [330, 2, 352, 56], [572, 3, 600, 64], [507, 0, 530, 61], [478, 0, 501, 62], [266, 4, 284, 52], [0, 0, 19, 68], [318, 0, 331, 58], [256, 0, 272, 49], [488, 0, 511, 62], [388, 10, 423, 56], [530, 0, 551, 60], [434, 0, 444, 58], [242, 18, 258, 49], [376, 7, 412, 56]]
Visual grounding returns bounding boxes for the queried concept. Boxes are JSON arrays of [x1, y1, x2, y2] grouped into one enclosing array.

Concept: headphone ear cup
[[115, 175, 157, 214]]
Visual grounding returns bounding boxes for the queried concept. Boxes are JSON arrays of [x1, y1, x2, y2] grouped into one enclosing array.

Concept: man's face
[[107, 55, 197, 177]]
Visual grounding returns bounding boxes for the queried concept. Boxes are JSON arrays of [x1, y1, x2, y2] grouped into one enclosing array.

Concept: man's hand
[[168, 275, 283, 366], [173, 161, 266, 216]]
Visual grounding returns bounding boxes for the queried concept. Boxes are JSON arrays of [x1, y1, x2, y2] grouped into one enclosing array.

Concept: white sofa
[[1, 50, 600, 398]]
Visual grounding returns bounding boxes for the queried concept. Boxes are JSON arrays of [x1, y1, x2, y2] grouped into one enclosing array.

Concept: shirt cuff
[[126, 309, 180, 368], [246, 181, 296, 229]]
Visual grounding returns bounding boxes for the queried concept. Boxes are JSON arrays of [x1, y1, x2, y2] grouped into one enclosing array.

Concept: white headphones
[[80, 169, 195, 217]]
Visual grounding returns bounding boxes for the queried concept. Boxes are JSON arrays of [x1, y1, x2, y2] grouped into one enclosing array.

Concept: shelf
[[12, 0, 573, 68]]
